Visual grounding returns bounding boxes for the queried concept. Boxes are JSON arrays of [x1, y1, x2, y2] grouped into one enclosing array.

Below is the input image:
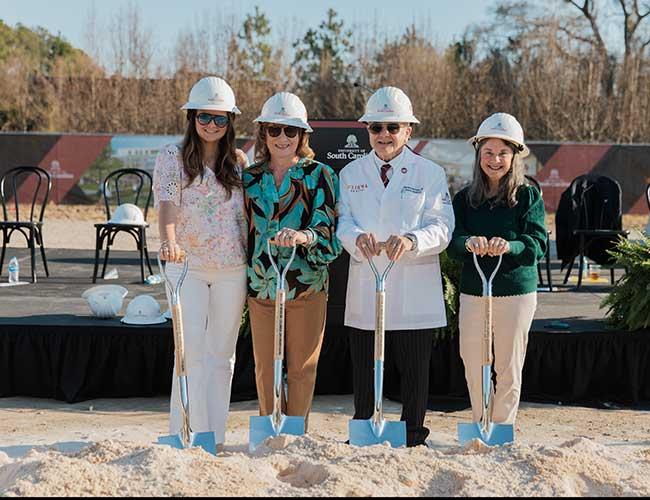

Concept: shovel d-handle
[[267, 238, 297, 427], [367, 250, 395, 426]]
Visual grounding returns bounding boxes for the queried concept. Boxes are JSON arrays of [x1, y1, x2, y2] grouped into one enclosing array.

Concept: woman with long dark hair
[[153, 76, 249, 453]]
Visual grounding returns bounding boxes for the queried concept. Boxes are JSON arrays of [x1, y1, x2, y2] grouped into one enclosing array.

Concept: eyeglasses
[[367, 123, 405, 135], [266, 125, 301, 138], [196, 113, 229, 128], [480, 150, 514, 160]]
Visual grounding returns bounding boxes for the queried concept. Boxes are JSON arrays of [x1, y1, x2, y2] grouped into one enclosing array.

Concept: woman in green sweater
[[448, 112, 547, 427]]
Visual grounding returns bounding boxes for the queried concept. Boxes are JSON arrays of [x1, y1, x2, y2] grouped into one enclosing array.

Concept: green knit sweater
[[447, 185, 547, 297]]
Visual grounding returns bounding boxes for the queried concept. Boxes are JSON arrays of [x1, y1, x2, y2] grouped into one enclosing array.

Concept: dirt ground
[[5, 204, 649, 252]]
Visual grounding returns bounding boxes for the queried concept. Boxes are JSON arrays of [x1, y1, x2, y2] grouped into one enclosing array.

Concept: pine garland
[[600, 234, 650, 331]]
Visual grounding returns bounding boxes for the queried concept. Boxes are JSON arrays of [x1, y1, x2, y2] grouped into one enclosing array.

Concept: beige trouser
[[459, 292, 537, 425], [248, 292, 327, 431]]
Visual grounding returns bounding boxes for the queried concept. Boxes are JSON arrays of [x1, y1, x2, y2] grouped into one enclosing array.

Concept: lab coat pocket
[[346, 261, 374, 323], [401, 261, 444, 319], [400, 192, 425, 229]]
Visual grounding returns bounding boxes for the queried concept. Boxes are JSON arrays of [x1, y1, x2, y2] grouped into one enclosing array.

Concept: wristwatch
[[404, 233, 418, 252]]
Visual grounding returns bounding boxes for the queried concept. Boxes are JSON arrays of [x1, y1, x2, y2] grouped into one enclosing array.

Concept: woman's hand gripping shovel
[[348, 245, 407, 448], [157, 253, 217, 455], [457, 253, 514, 447], [248, 239, 305, 452]]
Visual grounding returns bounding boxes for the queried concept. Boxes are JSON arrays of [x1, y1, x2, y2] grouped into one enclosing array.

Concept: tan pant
[[248, 292, 327, 430], [459, 292, 537, 424]]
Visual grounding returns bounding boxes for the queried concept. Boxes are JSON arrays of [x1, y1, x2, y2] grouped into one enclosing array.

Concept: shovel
[[157, 254, 217, 454], [249, 239, 305, 452], [349, 246, 407, 448], [457, 253, 514, 447]]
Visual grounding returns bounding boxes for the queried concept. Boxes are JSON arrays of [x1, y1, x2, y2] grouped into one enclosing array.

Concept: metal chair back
[[0, 166, 51, 224], [101, 168, 153, 221]]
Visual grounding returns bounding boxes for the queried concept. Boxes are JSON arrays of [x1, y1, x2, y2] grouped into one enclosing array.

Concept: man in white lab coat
[[337, 86, 455, 447]]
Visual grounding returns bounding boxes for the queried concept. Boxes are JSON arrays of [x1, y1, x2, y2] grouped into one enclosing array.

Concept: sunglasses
[[266, 125, 301, 138], [196, 113, 229, 128], [367, 123, 404, 135]]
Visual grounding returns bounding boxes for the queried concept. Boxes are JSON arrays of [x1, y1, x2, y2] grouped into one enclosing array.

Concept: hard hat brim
[[468, 134, 530, 158], [254, 116, 313, 132], [180, 102, 241, 114], [358, 113, 420, 124], [120, 315, 168, 325], [82, 285, 128, 300]]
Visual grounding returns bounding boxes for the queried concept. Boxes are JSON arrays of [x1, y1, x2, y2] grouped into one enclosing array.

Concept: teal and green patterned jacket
[[243, 157, 342, 300]]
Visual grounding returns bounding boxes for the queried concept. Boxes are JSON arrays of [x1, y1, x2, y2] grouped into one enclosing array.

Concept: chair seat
[[0, 221, 43, 227], [94, 222, 149, 229], [573, 229, 629, 236]]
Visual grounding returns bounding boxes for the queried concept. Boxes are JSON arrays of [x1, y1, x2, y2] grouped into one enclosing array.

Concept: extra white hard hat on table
[[468, 112, 530, 157], [82, 285, 128, 319], [254, 92, 313, 132], [358, 86, 420, 124], [181, 76, 241, 114], [121, 295, 167, 325], [109, 203, 146, 226]]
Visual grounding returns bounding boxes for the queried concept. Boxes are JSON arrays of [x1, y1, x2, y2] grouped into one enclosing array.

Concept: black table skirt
[[1, 322, 649, 406]]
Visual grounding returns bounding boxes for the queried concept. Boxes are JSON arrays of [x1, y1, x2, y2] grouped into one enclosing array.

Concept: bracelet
[[464, 237, 473, 252], [302, 229, 315, 246]]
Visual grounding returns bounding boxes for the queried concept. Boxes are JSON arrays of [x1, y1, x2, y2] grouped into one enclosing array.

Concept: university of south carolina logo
[[379, 103, 394, 113], [491, 122, 507, 132], [345, 134, 359, 148], [276, 106, 290, 116], [208, 92, 225, 103]]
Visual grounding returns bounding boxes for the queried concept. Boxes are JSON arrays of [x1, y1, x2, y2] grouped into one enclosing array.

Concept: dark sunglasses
[[196, 112, 229, 128], [266, 125, 301, 138], [367, 122, 404, 135]]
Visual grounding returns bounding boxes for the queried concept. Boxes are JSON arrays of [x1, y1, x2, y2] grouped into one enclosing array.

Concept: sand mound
[[1, 435, 648, 497]]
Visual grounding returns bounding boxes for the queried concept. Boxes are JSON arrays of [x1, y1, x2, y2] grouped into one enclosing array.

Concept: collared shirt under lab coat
[[336, 147, 455, 331]]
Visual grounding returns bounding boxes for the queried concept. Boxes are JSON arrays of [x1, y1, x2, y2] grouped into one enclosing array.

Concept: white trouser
[[164, 263, 247, 444], [459, 292, 537, 425]]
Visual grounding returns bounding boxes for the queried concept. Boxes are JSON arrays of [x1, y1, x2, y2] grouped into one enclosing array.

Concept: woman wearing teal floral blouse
[[243, 92, 341, 429]]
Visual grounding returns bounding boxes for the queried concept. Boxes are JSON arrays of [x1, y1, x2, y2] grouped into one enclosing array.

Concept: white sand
[[0, 396, 649, 496]]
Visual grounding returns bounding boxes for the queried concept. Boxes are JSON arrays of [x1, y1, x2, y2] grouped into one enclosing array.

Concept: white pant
[[164, 263, 247, 444], [459, 292, 537, 425]]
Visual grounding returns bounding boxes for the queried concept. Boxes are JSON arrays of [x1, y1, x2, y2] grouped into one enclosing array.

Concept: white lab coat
[[336, 147, 455, 331]]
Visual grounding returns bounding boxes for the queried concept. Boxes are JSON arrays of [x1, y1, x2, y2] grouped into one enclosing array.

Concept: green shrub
[[600, 234, 650, 331]]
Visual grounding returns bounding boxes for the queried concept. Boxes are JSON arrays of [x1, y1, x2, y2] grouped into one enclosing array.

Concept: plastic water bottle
[[8, 256, 19, 284]]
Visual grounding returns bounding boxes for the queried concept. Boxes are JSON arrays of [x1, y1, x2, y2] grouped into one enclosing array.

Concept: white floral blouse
[[153, 144, 248, 270]]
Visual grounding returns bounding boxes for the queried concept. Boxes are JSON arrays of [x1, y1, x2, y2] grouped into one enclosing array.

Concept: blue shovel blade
[[349, 418, 407, 448], [158, 431, 217, 455], [249, 414, 305, 452], [457, 422, 514, 447]]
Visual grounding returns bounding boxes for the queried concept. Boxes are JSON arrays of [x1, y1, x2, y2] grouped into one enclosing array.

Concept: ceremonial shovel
[[249, 240, 305, 452], [157, 254, 217, 454], [348, 246, 407, 448], [457, 253, 514, 446]]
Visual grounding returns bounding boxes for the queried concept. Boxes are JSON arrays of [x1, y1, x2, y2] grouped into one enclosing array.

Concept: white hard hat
[[468, 112, 529, 157], [121, 295, 167, 325], [358, 86, 420, 124], [82, 285, 128, 319], [109, 203, 146, 226], [181, 76, 241, 114], [254, 92, 313, 132]]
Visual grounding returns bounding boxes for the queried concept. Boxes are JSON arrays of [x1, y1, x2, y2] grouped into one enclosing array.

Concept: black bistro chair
[[525, 175, 553, 291], [92, 168, 154, 284], [0, 166, 52, 283]]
